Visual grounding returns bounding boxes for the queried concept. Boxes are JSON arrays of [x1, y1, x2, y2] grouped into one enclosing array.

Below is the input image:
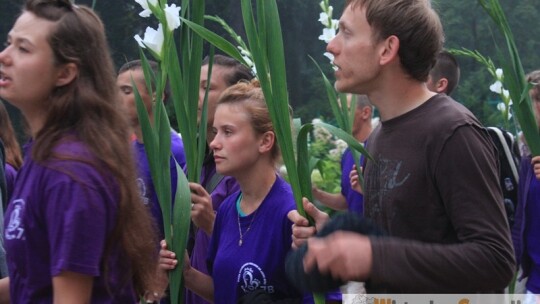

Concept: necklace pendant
[[239, 239, 243, 246]]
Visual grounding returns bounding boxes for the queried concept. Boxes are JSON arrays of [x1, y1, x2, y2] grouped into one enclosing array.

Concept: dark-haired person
[[117, 59, 186, 241], [426, 50, 461, 95], [0, 1, 159, 302], [289, 0, 514, 293]]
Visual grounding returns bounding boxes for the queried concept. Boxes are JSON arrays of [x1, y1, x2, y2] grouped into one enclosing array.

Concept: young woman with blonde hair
[[160, 80, 302, 303]]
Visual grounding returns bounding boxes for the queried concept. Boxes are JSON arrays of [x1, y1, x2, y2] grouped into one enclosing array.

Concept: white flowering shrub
[[310, 118, 345, 193]]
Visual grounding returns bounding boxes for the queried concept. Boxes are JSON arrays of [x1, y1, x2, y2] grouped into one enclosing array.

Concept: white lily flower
[[319, 1, 325, 11], [238, 46, 251, 57], [312, 118, 322, 124], [237, 47, 256, 76], [495, 68, 503, 80], [319, 28, 336, 43], [134, 24, 164, 58], [319, 12, 329, 27], [242, 56, 253, 68], [502, 89, 510, 99], [490, 80, 503, 94], [330, 19, 339, 30], [497, 102, 506, 113], [164, 4, 181, 31], [134, 0, 157, 18]]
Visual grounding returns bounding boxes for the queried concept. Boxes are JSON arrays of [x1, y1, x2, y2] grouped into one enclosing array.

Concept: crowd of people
[[0, 0, 538, 303]]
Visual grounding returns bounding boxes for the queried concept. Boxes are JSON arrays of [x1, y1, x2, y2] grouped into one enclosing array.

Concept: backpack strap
[[205, 172, 225, 194], [487, 127, 519, 182]]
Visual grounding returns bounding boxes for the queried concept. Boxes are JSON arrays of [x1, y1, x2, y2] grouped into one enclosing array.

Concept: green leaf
[[170, 160, 192, 304], [180, 18, 248, 67], [478, 0, 540, 156], [296, 123, 314, 210]]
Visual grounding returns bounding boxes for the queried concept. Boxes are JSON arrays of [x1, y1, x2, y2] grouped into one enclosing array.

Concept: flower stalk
[[449, 48, 515, 131], [132, 0, 207, 303], [478, 0, 540, 156]]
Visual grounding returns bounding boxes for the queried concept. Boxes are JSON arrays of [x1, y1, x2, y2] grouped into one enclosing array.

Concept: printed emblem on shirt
[[136, 177, 149, 205], [365, 156, 410, 220], [237, 262, 274, 294], [6, 199, 25, 240]]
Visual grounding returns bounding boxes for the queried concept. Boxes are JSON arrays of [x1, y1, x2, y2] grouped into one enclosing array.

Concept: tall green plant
[[478, 0, 540, 156], [132, 0, 207, 303]]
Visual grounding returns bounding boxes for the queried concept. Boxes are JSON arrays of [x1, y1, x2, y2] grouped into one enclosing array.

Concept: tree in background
[[1, 0, 539, 130]]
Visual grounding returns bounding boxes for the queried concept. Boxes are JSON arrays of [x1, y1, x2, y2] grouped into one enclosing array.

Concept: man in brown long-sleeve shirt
[[289, 0, 515, 293]]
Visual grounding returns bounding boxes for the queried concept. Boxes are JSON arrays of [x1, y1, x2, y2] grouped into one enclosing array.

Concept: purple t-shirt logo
[[136, 177, 150, 205], [5, 199, 25, 240], [237, 262, 274, 294]]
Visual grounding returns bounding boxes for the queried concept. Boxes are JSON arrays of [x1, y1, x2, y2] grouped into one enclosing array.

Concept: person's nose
[[209, 133, 221, 151], [326, 35, 339, 57]]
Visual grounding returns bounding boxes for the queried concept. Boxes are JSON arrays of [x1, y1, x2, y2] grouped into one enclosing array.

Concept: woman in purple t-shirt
[[0, 1, 159, 303], [185, 54, 253, 304], [159, 80, 301, 303]]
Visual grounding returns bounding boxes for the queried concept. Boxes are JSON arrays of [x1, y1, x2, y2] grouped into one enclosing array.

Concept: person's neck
[[134, 126, 144, 143], [23, 107, 47, 138], [235, 161, 277, 214], [354, 122, 373, 142], [134, 115, 155, 143], [369, 75, 436, 122]]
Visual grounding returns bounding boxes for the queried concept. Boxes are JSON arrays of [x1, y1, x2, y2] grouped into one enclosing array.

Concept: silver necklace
[[237, 194, 258, 246]]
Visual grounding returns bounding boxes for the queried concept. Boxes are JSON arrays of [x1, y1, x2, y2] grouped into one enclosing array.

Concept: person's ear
[[361, 106, 372, 120], [379, 35, 400, 66], [259, 131, 275, 154], [435, 78, 449, 94], [55, 63, 78, 87]]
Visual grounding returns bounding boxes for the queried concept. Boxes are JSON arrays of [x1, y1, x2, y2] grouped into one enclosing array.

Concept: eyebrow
[[7, 33, 34, 47], [118, 84, 133, 90]]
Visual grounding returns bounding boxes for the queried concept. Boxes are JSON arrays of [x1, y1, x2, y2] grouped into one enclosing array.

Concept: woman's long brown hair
[[0, 102, 22, 169]]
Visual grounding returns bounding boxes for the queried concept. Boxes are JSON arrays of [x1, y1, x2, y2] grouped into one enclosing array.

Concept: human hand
[[159, 240, 179, 271], [287, 198, 329, 249], [159, 240, 192, 273], [189, 182, 215, 235], [303, 231, 372, 282], [350, 164, 364, 194], [311, 186, 322, 202]]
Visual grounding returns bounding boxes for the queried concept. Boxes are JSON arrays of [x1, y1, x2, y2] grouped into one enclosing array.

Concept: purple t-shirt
[[4, 139, 136, 303], [133, 131, 186, 238], [341, 148, 364, 214], [207, 175, 301, 303], [186, 157, 239, 304], [5, 163, 17, 200], [525, 174, 540, 293]]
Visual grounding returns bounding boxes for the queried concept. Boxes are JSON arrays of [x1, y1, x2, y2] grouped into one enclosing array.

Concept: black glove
[[285, 212, 385, 293]]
